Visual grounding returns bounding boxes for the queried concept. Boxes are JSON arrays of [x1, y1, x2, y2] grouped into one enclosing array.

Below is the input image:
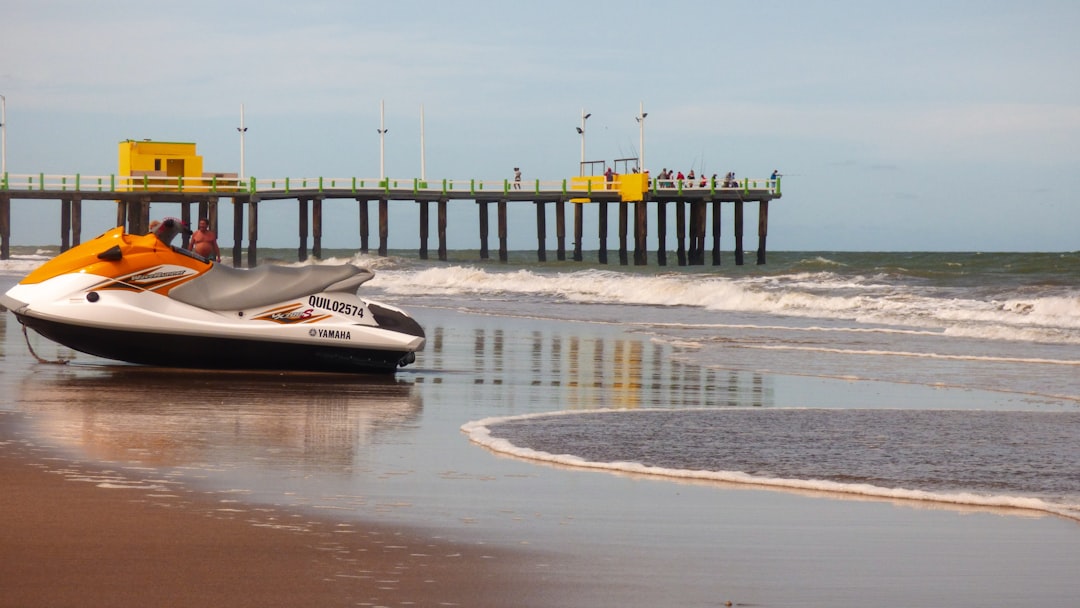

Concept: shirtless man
[[191, 218, 221, 262]]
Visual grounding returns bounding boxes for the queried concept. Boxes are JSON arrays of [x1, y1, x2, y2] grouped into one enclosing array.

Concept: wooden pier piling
[[711, 201, 722, 266], [675, 201, 687, 266], [247, 199, 259, 267], [313, 196, 323, 260], [418, 200, 429, 260], [297, 197, 309, 262], [757, 200, 769, 265], [497, 199, 508, 262], [535, 201, 547, 262], [573, 203, 584, 262], [357, 198, 370, 253], [634, 201, 647, 265], [378, 198, 389, 257], [598, 202, 609, 264], [733, 201, 745, 266], [555, 200, 566, 261], [656, 201, 668, 266], [477, 201, 489, 260], [437, 199, 447, 261]]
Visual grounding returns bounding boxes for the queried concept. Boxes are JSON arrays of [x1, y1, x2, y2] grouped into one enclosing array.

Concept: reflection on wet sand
[[14, 366, 422, 470], [5, 307, 772, 487], [422, 323, 773, 410]]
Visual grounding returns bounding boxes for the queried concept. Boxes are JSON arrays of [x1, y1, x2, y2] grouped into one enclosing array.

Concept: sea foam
[[462, 410, 1080, 523]]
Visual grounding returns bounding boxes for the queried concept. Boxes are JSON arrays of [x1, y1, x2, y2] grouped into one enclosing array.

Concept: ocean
[[3, 245, 1078, 524]]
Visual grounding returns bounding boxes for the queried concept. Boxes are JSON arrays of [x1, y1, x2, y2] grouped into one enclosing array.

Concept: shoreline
[[0, 410, 554, 608], [464, 408, 1080, 523]]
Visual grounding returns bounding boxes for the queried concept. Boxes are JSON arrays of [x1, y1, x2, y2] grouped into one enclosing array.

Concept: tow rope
[[22, 325, 70, 365]]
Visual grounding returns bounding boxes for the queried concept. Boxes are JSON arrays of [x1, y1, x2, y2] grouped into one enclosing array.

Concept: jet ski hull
[[14, 311, 415, 373]]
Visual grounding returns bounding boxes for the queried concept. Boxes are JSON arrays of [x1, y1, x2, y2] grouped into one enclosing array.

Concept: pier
[[0, 172, 781, 267]]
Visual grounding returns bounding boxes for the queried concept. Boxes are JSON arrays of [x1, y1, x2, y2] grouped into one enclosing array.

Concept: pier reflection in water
[[419, 320, 772, 412], [4, 309, 771, 524]]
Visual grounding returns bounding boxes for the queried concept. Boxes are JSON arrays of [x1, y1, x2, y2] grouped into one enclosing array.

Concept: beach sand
[[0, 410, 550, 608], [2, 296, 1079, 607]]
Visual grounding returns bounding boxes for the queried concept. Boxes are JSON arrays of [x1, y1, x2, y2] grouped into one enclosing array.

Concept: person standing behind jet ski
[[150, 217, 191, 247], [191, 218, 221, 262]]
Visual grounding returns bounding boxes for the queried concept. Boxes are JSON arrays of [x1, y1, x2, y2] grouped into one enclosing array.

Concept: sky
[[2, 0, 1079, 252]]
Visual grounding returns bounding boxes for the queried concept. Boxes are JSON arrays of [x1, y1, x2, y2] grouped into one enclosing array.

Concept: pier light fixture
[[419, 103, 426, 181], [578, 109, 591, 173], [635, 101, 647, 173], [378, 100, 388, 180], [237, 103, 247, 181], [1, 94, 6, 175]]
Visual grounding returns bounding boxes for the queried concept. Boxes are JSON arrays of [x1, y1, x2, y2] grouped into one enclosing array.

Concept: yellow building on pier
[[118, 139, 237, 192], [570, 171, 649, 203]]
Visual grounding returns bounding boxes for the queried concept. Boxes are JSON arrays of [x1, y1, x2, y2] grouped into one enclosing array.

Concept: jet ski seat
[[170, 263, 375, 311]]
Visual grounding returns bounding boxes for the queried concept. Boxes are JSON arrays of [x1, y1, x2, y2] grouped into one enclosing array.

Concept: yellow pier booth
[[118, 139, 237, 192], [570, 158, 649, 203]]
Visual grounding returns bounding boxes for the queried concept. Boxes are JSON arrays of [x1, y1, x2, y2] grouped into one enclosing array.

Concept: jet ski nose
[[368, 302, 426, 339]]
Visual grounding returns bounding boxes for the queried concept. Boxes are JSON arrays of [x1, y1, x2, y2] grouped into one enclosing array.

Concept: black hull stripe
[[16, 314, 411, 374]]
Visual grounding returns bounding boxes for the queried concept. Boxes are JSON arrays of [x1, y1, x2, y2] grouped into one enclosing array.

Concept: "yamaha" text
[[312, 328, 352, 340]]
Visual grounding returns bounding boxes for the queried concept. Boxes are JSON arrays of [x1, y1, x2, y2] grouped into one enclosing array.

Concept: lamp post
[[237, 103, 247, 181], [419, 103, 426, 181], [576, 108, 591, 174], [378, 100, 388, 180], [1, 95, 6, 176], [635, 101, 648, 173]]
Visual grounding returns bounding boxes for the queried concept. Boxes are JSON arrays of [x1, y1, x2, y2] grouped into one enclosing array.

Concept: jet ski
[[0, 218, 425, 374]]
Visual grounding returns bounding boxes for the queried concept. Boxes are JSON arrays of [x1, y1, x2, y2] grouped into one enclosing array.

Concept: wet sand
[[0, 410, 548, 608], [2, 292, 1079, 607]]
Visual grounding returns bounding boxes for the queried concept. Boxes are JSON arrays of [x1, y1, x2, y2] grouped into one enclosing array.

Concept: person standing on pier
[[513, 167, 522, 189], [192, 218, 221, 262]]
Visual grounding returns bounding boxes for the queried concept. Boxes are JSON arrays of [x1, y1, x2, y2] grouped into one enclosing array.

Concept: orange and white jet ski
[[0, 219, 424, 373]]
